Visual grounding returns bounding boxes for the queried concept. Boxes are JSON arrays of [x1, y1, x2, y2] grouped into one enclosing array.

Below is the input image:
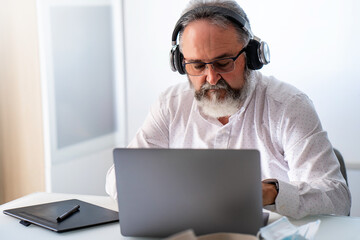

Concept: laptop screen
[[114, 148, 262, 238]]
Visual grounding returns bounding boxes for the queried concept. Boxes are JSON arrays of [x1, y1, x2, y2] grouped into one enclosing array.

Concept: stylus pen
[[56, 205, 80, 222]]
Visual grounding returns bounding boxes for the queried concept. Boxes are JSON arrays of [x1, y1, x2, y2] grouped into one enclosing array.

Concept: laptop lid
[[113, 148, 262, 238]]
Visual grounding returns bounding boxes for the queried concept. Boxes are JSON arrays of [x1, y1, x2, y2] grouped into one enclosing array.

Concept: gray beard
[[191, 71, 252, 118]]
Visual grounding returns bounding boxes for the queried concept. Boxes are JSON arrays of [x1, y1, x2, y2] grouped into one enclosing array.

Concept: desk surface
[[1, 192, 359, 240]]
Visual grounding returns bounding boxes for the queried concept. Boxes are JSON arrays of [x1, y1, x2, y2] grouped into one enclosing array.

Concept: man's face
[[181, 19, 247, 103]]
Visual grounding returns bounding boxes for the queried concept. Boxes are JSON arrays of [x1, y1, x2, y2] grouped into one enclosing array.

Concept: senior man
[[106, 0, 351, 219]]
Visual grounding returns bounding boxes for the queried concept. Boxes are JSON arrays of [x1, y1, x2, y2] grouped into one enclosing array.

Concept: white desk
[[1, 193, 359, 240]]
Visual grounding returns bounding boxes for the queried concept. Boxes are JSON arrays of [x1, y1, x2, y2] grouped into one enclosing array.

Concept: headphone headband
[[171, 6, 253, 46]]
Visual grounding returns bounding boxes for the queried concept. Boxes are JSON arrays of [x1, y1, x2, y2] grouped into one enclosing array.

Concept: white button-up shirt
[[106, 71, 351, 219]]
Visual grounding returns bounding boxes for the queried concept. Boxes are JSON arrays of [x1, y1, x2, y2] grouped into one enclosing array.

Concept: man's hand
[[262, 182, 278, 206]]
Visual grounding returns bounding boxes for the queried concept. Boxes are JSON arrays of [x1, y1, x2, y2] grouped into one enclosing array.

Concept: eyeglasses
[[183, 47, 246, 76]]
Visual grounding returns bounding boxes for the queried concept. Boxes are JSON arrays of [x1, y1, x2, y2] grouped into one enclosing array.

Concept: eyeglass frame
[[182, 46, 247, 76]]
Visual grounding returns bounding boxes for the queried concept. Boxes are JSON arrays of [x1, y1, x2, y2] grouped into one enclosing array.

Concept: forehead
[[181, 19, 242, 61]]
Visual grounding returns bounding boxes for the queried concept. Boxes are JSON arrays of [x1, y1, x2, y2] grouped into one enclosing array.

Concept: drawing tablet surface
[[3, 199, 119, 232]]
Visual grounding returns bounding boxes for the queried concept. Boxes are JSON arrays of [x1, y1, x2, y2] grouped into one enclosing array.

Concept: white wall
[[123, 0, 360, 216], [123, 0, 189, 140]]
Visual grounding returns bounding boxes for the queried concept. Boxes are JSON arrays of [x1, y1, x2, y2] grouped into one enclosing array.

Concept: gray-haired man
[[106, 0, 351, 219]]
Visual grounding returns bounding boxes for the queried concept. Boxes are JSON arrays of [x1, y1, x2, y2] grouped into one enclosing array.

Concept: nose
[[205, 64, 221, 85]]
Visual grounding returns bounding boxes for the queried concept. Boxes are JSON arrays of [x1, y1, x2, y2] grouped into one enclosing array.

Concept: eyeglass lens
[[185, 58, 235, 76]]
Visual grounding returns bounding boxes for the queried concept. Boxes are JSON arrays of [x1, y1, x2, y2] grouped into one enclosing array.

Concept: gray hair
[[178, 0, 251, 52]]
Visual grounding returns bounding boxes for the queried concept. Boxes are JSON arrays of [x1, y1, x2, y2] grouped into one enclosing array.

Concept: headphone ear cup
[[173, 46, 186, 75], [170, 47, 177, 72], [245, 39, 263, 70]]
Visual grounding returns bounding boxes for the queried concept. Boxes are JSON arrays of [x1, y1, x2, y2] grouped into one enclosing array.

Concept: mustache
[[195, 78, 240, 100], [200, 78, 229, 91]]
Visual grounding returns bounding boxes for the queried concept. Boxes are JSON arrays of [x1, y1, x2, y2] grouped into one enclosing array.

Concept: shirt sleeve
[[127, 96, 170, 148], [105, 96, 170, 199], [272, 94, 351, 219]]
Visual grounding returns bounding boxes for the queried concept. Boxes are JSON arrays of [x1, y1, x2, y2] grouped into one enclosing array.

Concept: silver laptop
[[113, 148, 263, 238]]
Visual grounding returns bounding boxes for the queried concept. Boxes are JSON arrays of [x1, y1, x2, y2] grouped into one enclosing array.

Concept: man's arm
[[266, 94, 351, 219]]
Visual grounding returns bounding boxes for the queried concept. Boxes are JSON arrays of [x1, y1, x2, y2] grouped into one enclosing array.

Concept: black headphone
[[170, 6, 270, 75]]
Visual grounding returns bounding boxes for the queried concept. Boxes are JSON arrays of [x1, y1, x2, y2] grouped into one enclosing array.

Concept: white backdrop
[[124, 0, 360, 166]]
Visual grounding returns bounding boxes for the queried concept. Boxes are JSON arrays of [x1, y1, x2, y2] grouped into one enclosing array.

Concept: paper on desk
[[259, 216, 321, 240], [165, 229, 258, 240], [165, 218, 321, 240]]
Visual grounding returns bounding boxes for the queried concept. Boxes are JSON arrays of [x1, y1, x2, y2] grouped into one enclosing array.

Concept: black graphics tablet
[[3, 199, 118, 232]]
